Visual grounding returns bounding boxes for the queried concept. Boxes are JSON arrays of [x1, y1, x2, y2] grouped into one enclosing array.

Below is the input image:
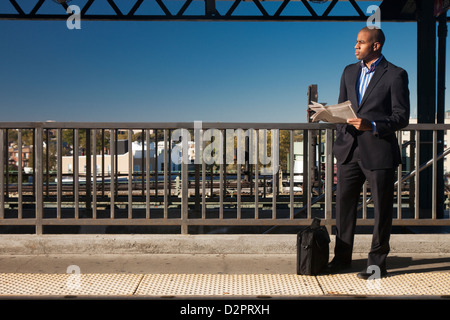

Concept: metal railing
[[1, 122, 449, 234]]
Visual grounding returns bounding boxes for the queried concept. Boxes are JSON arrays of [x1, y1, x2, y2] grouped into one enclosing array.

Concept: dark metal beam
[[0, 0, 421, 22], [177, 0, 193, 16], [436, 13, 447, 217], [416, 0, 437, 217], [8, 0, 25, 16], [106, 0, 123, 16], [128, 0, 144, 16], [30, 0, 45, 15], [205, 0, 219, 16], [81, 0, 95, 16]]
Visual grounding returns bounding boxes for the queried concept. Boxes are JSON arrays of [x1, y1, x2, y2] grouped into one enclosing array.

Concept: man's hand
[[347, 118, 373, 131]]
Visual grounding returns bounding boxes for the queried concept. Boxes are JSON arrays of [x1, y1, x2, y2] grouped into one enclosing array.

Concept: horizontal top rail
[[0, 122, 335, 130], [0, 122, 448, 130]]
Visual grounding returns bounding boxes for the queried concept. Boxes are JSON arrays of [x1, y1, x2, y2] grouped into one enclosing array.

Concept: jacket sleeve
[[374, 69, 410, 137], [336, 68, 349, 132], [338, 67, 348, 104]]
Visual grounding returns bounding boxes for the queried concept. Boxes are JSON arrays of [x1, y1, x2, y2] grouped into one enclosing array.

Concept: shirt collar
[[361, 54, 383, 73]]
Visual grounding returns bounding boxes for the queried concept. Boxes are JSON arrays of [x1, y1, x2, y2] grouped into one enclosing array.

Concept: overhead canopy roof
[[0, 0, 433, 22]]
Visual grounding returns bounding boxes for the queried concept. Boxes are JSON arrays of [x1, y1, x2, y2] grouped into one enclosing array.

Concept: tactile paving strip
[[317, 273, 450, 296], [0, 273, 143, 296], [134, 274, 323, 296], [1, 273, 449, 297]]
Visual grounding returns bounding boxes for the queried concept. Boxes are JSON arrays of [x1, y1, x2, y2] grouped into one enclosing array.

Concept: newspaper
[[309, 100, 357, 124]]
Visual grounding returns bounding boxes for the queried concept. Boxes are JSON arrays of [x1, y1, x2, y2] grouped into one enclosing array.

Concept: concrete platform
[[0, 234, 449, 300]]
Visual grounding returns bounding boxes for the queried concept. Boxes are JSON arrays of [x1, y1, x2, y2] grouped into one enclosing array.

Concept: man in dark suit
[[328, 27, 410, 279]]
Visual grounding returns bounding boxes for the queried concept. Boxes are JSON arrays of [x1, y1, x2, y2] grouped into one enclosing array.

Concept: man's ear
[[373, 42, 382, 52]]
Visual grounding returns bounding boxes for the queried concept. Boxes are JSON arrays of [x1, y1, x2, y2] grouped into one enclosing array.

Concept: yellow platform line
[[0, 272, 449, 297]]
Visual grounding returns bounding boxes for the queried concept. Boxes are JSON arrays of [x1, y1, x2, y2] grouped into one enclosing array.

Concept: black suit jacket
[[333, 57, 410, 170]]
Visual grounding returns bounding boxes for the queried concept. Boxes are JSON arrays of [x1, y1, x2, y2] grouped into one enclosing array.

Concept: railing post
[[145, 129, 150, 219], [35, 126, 43, 235], [57, 128, 62, 219], [415, 130, 420, 219], [432, 130, 437, 219], [164, 129, 169, 218], [181, 161, 188, 234], [74, 129, 79, 219], [17, 130, 23, 219], [289, 130, 294, 220], [272, 129, 279, 219], [397, 131, 403, 220], [92, 129, 97, 219], [128, 130, 133, 219], [181, 129, 189, 234], [110, 129, 115, 219], [324, 128, 333, 234], [307, 128, 313, 219], [0, 129, 4, 220]]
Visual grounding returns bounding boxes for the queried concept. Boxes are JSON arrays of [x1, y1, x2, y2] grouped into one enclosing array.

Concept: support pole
[[417, 0, 436, 217], [436, 13, 447, 218]]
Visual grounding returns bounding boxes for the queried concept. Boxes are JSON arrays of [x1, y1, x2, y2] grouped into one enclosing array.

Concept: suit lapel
[[348, 63, 361, 112], [358, 57, 388, 111]]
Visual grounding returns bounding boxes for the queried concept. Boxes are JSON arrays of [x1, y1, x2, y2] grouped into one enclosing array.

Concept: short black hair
[[361, 26, 385, 47]]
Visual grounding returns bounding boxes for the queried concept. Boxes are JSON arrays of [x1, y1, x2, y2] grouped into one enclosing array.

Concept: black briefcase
[[296, 218, 330, 275]]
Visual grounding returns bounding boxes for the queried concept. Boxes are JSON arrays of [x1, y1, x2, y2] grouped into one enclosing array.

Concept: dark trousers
[[334, 146, 395, 270]]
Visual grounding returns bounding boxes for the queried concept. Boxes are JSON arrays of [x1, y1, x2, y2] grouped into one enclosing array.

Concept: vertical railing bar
[[272, 129, 278, 220], [92, 129, 97, 219], [289, 130, 294, 220], [0, 129, 4, 220], [35, 126, 43, 235], [302, 129, 307, 213], [128, 129, 133, 219], [223, 129, 227, 213], [110, 129, 115, 219], [145, 129, 150, 219], [115, 130, 118, 199], [202, 159, 206, 219], [236, 161, 241, 220], [168, 130, 172, 204], [141, 129, 145, 197], [32, 129, 36, 199], [255, 129, 259, 219], [397, 132, 402, 220], [74, 128, 79, 220], [201, 127, 206, 219], [181, 162, 188, 234], [307, 129, 312, 220], [57, 129, 62, 219], [45, 129, 49, 199], [164, 129, 168, 219], [317, 130, 323, 194], [236, 130, 241, 220], [101, 129, 105, 198], [71, 129, 75, 200], [324, 129, 333, 232], [18, 129, 23, 219], [86, 129, 91, 214], [5, 129, 8, 203], [219, 130, 224, 220], [415, 130, 420, 219], [181, 129, 188, 234], [154, 130, 158, 199], [408, 130, 415, 216], [432, 129, 437, 220]]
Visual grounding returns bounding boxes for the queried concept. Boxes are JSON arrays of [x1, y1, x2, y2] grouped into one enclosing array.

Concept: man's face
[[354, 30, 377, 61]]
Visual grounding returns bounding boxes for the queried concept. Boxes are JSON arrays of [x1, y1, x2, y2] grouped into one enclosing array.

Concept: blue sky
[[0, 0, 437, 123]]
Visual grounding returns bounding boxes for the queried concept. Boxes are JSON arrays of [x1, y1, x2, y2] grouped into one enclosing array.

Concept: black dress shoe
[[324, 259, 352, 274], [357, 267, 388, 280]]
